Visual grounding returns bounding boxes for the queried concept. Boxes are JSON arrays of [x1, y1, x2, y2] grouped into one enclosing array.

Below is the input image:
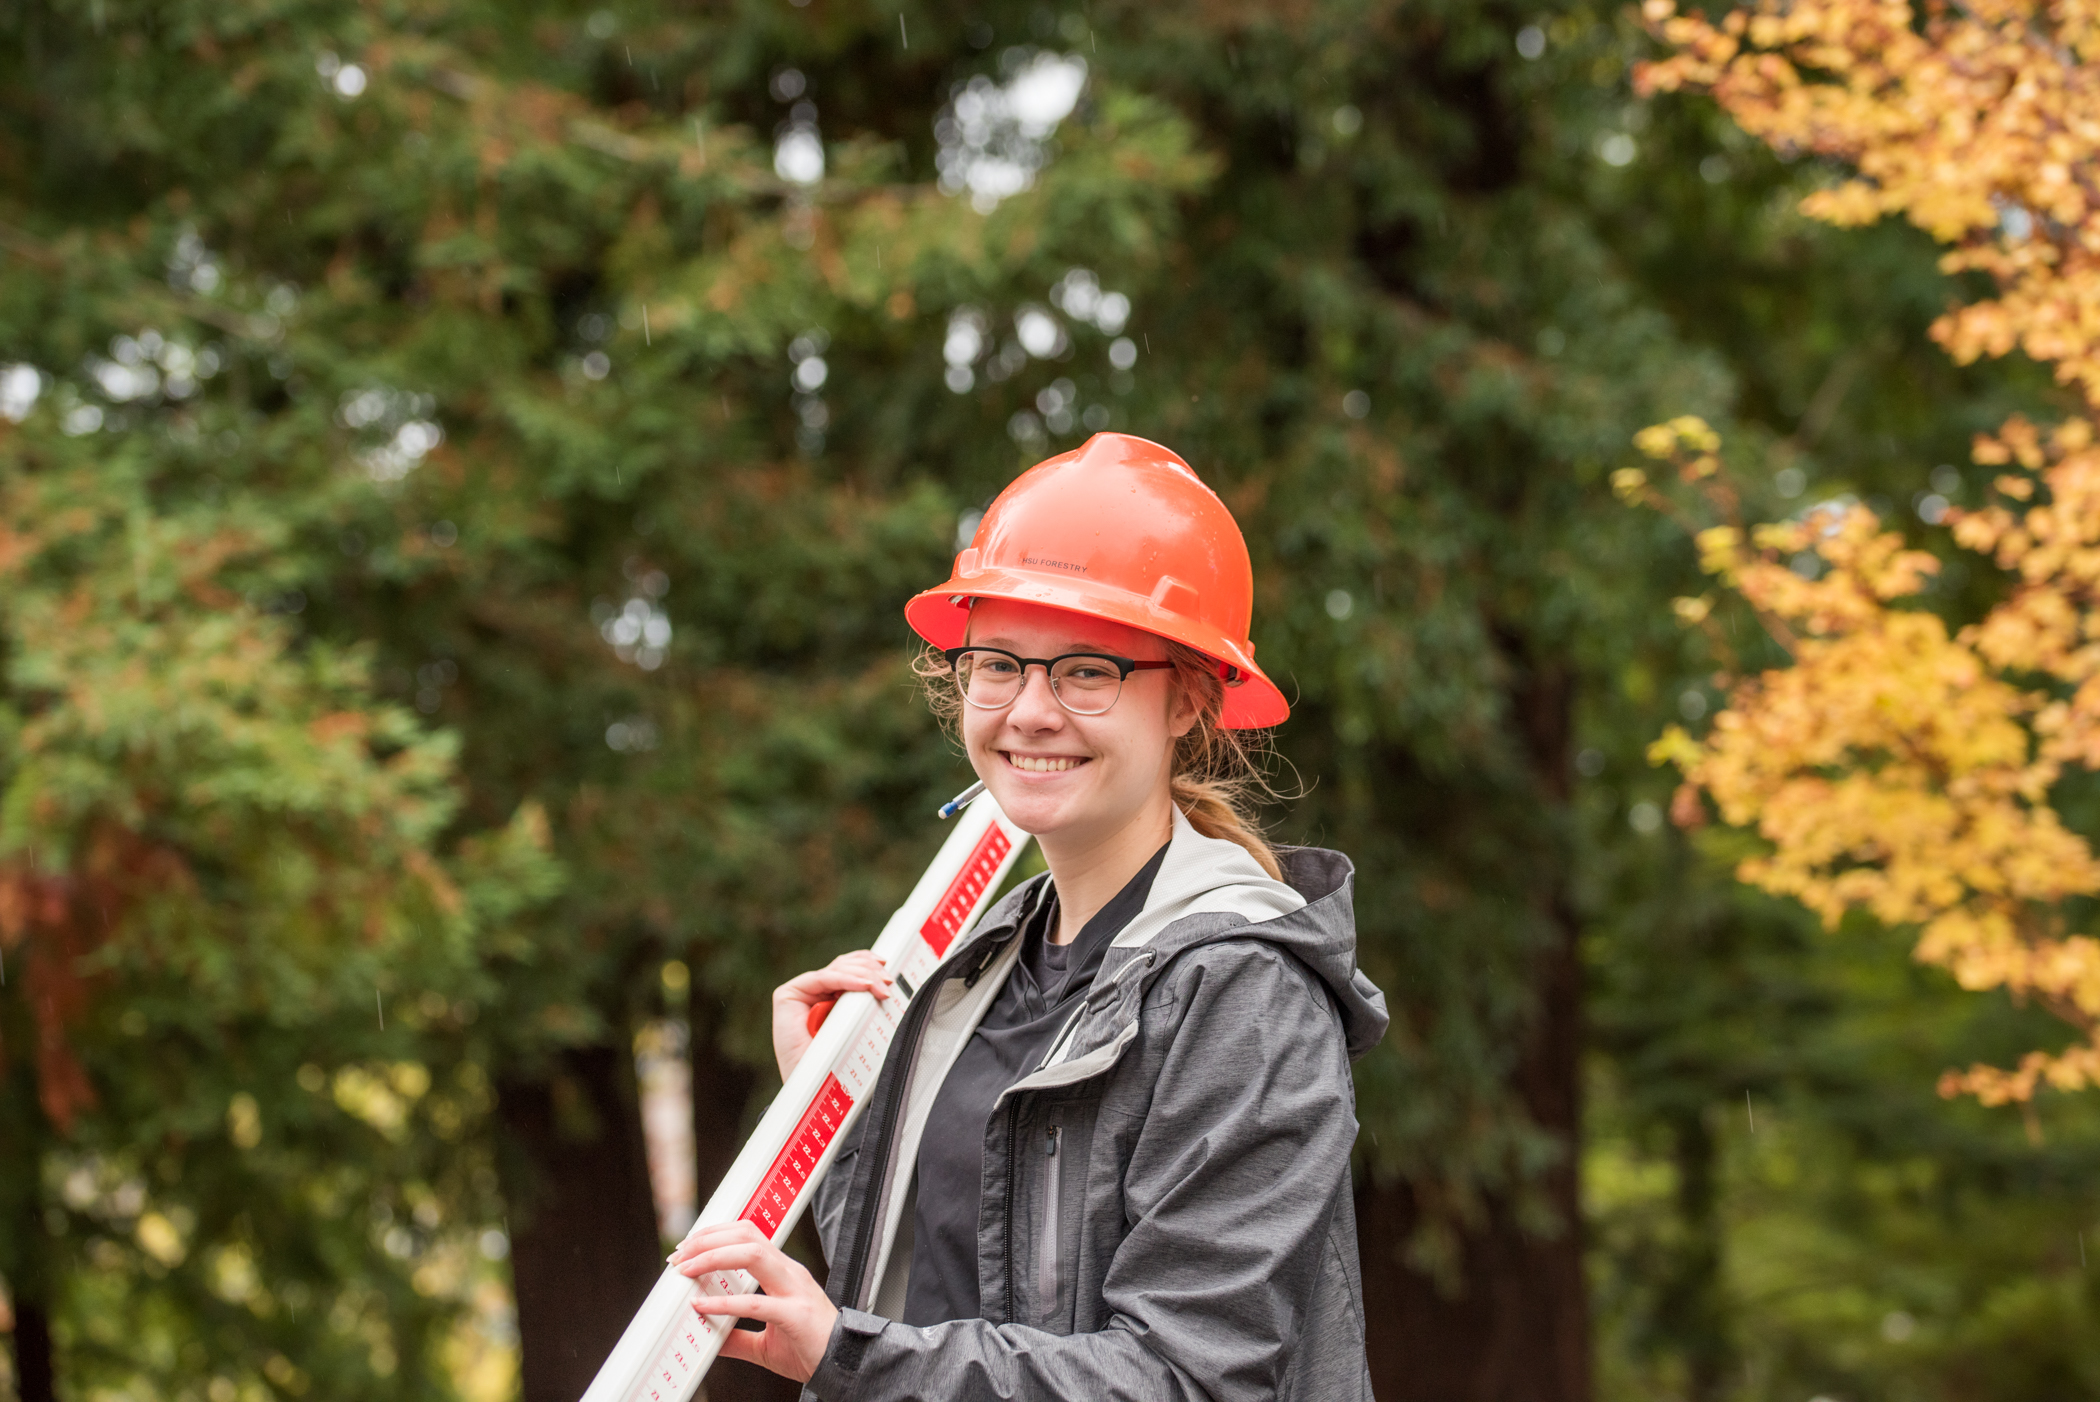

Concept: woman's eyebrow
[[972, 638, 1124, 653]]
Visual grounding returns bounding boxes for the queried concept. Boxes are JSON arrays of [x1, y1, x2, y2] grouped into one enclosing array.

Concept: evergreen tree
[[4, 3, 2089, 1402]]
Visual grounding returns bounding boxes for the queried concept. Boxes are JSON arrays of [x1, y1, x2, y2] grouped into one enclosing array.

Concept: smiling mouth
[[1004, 752, 1088, 773]]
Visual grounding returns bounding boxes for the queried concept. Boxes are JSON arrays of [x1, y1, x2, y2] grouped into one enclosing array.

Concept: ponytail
[[1164, 643, 1286, 881]]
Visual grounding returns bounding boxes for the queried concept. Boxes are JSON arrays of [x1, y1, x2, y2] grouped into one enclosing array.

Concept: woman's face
[[959, 599, 1197, 847]]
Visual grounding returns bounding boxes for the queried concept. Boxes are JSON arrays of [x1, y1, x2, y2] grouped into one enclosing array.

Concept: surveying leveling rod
[[579, 790, 1032, 1402]]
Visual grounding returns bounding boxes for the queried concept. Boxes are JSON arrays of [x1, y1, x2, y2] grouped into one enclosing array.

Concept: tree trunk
[[499, 1043, 664, 1402], [1666, 1112, 1729, 1402], [687, 985, 805, 1402], [2, 1019, 57, 1402], [13, 1298, 55, 1402], [1358, 650, 1590, 1402], [1357, 907, 1588, 1402]]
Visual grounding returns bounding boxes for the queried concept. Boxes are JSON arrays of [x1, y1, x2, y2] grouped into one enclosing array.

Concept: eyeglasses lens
[[954, 651, 1125, 715]]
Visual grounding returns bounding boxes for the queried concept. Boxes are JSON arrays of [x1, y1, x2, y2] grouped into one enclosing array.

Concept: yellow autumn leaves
[[1627, 422, 2100, 1103], [1641, 0, 2100, 402], [1635, 0, 2100, 1104]]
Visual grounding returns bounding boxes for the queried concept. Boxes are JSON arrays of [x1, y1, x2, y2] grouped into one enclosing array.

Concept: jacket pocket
[[1037, 1122, 1063, 1325]]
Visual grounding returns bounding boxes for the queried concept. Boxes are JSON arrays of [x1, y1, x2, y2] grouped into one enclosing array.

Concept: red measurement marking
[[920, 826, 1012, 957], [740, 1074, 854, 1237]]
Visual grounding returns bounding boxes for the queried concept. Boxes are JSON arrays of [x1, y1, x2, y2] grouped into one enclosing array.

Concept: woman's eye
[[976, 657, 1020, 675], [1065, 664, 1112, 681]]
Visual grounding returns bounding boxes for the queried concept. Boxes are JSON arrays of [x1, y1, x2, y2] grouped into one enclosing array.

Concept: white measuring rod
[[580, 792, 1033, 1402]]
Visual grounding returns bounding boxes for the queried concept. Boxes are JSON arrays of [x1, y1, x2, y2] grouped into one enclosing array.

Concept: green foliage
[[1576, 51, 2100, 1400], [3, 0, 2097, 1398], [0, 245, 559, 1395]]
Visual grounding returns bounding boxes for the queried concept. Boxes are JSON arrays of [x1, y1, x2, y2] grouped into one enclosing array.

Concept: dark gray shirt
[[900, 845, 1168, 1326]]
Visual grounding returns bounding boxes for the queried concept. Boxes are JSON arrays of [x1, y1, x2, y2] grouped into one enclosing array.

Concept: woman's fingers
[[671, 1222, 839, 1384], [777, 959, 892, 1004], [685, 1289, 778, 1321], [772, 951, 892, 1080], [677, 1242, 816, 1298], [776, 972, 889, 1003], [669, 1219, 765, 1263]]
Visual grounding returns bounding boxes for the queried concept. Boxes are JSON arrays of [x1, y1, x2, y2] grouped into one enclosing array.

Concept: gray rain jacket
[[804, 810, 1390, 1401]]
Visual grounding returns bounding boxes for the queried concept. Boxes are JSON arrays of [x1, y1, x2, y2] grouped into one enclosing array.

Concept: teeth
[[1009, 754, 1081, 773]]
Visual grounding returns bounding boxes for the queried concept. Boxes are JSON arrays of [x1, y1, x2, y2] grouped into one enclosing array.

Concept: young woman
[[671, 433, 1388, 1400]]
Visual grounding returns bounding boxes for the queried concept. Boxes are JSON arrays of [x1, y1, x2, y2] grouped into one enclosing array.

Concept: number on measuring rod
[[579, 795, 1031, 1402]]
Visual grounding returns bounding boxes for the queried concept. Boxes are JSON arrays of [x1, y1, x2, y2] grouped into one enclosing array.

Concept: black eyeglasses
[[942, 646, 1174, 716]]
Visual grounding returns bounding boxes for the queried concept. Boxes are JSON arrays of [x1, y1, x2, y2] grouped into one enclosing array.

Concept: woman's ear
[[1166, 675, 1203, 740]]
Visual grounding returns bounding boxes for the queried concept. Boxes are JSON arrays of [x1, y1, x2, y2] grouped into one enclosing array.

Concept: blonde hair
[[914, 637, 1286, 881]]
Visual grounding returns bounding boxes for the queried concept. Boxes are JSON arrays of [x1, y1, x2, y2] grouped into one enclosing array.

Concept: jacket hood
[[1103, 809, 1390, 1061]]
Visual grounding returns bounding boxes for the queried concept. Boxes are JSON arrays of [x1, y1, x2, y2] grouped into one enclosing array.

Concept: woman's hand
[[772, 950, 892, 1081], [670, 1221, 839, 1383]]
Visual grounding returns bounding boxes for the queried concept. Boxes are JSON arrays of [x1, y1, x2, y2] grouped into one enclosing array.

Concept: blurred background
[[2, 1, 2096, 1400]]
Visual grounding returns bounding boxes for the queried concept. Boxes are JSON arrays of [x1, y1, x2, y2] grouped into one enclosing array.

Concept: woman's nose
[[1006, 666, 1065, 728]]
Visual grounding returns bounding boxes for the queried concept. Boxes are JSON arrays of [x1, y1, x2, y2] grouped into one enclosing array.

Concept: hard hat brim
[[905, 567, 1289, 730]]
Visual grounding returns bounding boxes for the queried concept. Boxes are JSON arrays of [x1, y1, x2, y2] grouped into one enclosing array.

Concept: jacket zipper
[[1002, 949, 1162, 1319], [1037, 1124, 1063, 1325]]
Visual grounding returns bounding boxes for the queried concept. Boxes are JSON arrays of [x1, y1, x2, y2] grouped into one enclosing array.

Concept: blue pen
[[936, 779, 986, 820]]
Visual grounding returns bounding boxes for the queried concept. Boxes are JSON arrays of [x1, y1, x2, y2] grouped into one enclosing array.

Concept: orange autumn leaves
[[1634, 0, 2100, 1103]]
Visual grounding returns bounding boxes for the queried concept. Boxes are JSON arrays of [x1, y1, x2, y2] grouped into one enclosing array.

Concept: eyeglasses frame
[[941, 645, 1175, 715]]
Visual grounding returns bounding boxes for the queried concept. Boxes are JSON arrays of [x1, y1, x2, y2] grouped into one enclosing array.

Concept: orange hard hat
[[905, 432, 1288, 728]]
